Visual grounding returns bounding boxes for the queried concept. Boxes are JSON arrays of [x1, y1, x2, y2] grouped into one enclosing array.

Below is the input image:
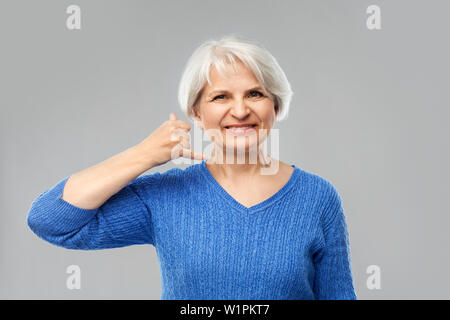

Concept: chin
[[224, 140, 260, 152]]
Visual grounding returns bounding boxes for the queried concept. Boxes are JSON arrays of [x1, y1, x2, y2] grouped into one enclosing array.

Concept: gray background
[[1, 0, 449, 299]]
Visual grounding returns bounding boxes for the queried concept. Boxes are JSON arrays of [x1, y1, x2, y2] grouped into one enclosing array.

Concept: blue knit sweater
[[27, 160, 357, 300]]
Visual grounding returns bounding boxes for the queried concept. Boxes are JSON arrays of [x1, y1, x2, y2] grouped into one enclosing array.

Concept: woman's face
[[193, 59, 277, 159]]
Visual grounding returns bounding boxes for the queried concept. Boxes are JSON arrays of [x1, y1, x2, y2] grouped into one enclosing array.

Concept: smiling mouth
[[223, 124, 258, 135], [224, 124, 257, 129]]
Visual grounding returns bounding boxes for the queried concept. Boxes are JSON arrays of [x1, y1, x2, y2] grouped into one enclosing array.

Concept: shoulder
[[294, 165, 339, 199], [293, 166, 343, 219], [300, 168, 345, 229]]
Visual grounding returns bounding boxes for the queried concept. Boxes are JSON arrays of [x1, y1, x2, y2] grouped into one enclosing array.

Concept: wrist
[[128, 144, 158, 171]]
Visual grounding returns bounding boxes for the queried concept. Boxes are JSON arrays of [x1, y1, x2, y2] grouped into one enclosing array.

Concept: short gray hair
[[178, 34, 293, 122]]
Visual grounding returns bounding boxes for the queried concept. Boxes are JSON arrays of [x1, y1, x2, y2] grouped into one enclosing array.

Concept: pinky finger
[[181, 148, 208, 160]]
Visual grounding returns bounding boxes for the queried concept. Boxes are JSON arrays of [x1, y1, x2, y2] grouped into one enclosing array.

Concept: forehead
[[205, 60, 260, 91]]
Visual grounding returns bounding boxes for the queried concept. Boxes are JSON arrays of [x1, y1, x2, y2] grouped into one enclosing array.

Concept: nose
[[229, 98, 251, 119]]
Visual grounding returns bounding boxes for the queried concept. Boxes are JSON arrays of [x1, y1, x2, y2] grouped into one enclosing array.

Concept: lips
[[224, 124, 258, 135], [224, 124, 257, 129]]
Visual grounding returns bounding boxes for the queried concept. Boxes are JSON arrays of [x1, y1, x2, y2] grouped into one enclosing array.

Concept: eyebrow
[[207, 86, 264, 97]]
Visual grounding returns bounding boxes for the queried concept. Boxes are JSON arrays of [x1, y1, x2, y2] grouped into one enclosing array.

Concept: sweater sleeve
[[312, 183, 357, 300], [27, 172, 161, 250]]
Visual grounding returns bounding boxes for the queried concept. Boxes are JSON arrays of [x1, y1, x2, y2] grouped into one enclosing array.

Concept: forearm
[[62, 144, 157, 210]]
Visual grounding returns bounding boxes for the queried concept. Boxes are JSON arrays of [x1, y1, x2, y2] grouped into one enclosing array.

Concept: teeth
[[226, 125, 255, 129]]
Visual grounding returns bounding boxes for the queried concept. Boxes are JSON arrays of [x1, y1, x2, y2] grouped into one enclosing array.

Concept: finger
[[169, 112, 177, 121], [175, 132, 190, 149], [181, 148, 208, 160], [172, 120, 191, 131], [174, 131, 191, 149], [170, 128, 190, 142], [178, 136, 190, 149]]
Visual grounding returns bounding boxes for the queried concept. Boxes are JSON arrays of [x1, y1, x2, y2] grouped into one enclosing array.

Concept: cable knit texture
[[27, 160, 357, 300]]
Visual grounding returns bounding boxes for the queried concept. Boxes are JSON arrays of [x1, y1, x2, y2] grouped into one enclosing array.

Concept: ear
[[268, 93, 278, 116], [192, 105, 203, 129]]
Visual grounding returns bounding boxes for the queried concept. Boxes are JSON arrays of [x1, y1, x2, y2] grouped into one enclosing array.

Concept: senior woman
[[27, 35, 357, 300]]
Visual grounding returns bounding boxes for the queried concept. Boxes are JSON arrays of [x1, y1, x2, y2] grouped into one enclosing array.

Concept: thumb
[[169, 112, 177, 121]]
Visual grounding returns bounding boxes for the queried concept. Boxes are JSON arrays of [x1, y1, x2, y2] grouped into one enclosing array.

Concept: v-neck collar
[[199, 160, 301, 214]]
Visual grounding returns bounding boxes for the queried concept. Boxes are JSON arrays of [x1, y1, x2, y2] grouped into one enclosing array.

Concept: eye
[[249, 91, 263, 98], [212, 94, 226, 101]]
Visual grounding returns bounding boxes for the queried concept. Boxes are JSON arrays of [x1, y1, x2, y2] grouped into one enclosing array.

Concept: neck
[[206, 145, 272, 179]]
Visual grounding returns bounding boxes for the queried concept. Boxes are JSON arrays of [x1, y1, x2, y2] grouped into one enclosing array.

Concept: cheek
[[260, 104, 276, 125], [201, 110, 224, 130], [204, 113, 220, 126], [205, 106, 226, 121]]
